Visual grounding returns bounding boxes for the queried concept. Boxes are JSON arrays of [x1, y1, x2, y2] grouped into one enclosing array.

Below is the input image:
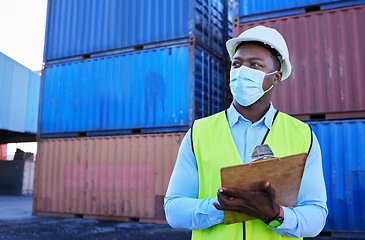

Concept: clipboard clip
[[251, 144, 275, 161]]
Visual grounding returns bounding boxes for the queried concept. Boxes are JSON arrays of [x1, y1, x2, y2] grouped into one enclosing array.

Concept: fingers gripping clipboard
[[220, 153, 308, 224]]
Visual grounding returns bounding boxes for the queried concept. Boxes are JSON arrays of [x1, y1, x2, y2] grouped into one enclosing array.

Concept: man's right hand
[[212, 181, 281, 223]]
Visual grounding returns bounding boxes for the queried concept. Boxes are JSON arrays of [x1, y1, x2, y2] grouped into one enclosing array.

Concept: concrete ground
[[0, 195, 360, 240], [0, 195, 191, 240]]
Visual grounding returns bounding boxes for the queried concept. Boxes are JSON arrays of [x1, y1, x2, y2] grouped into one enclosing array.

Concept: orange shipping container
[[33, 133, 185, 223]]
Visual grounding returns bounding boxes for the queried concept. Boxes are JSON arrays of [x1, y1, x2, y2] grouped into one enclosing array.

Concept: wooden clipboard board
[[220, 153, 308, 224]]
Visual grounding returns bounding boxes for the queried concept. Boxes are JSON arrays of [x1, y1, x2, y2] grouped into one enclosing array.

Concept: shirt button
[[218, 219, 221, 223], [248, 153, 252, 156], [250, 126, 253, 129]]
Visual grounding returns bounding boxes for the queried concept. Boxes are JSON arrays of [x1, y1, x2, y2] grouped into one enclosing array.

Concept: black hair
[[234, 41, 281, 71]]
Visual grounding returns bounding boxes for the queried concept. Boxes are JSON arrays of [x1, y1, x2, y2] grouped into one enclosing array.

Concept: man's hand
[[213, 181, 280, 223]]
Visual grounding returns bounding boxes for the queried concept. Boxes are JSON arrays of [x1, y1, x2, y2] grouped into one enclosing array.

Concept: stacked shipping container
[[35, 0, 229, 223], [308, 119, 365, 238], [43, 0, 227, 62], [39, 43, 225, 137], [233, 0, 365, 237], [39, 0, 228, 136], [235, 0, 365, 22], [234, 4, 365, 120], [0, 52, 41, 144], [35, 133, 184, 222]]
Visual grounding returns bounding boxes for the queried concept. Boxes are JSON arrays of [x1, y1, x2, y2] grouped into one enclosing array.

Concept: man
[[164, 25, 327, 240]]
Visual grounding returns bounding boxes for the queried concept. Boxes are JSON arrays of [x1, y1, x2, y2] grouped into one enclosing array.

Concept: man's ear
[[273, 71, 283, 85]]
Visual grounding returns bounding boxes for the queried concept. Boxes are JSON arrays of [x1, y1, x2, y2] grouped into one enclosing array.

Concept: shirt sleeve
[[269, 132, 328, 237], [164, 129, 224, 230]]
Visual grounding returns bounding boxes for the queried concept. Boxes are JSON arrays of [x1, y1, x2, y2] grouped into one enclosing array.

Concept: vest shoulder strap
[[264, 111, 313, 157]]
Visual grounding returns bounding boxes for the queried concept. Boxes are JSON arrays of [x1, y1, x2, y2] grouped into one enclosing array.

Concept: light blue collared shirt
[[164, 103, 328, 238]]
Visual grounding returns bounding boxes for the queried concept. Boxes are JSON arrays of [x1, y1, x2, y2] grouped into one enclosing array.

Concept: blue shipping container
[[308, 119, 365, 236], [228, 0, 233, 39], [44, 0, 227, 61], [0, 52, 41, 135], [39, 43, 225, 137], [234, 0, 365, 22]]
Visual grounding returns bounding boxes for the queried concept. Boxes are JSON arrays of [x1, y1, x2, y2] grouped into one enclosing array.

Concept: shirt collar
[[226, 102, 277, 129]]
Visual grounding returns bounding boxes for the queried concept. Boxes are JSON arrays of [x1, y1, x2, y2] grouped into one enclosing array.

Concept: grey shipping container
[[0, 160, 35, 196], [39, 41, 225, 138], [44, 0, 228, 61]]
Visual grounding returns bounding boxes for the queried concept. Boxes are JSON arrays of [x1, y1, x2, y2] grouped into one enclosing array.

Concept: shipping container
[[227, 0, 233, 39], [233, 0, 365, 22], [33, 133, 185, 222], [233, 5, 365, 120], [39, 42, 225, 138], [22, 160, 35, 195], [0, 160, 35, 195], [44, 0, 227, 61], [0, 52, 41, 137], [0, 145, 6, 160], [308, 119, 365, 237]]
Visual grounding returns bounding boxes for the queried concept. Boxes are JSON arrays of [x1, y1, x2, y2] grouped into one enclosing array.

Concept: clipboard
[[220, 153, 308, 224]]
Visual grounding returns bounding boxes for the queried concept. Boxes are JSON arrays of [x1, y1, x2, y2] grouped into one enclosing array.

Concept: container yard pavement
[[0, 195, 191, 240], [0, 195, 353, 240]]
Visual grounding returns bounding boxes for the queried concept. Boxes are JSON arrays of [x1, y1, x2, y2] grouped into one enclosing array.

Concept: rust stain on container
[[33, 133, 185, 222], [234, 5, 365, 118]]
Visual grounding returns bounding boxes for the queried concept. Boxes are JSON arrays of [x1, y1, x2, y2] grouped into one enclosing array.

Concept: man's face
[[231, 43, 282, 91]]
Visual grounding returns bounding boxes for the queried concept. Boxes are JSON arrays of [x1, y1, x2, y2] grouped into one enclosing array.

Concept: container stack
[[0, 52, 40, 144], [233, 0, 365, 238], [0, 53, 39, 196], [35, 0, 229, 223]]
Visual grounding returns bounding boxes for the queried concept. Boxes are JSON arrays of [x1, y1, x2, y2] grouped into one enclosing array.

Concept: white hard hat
[[226, 25, 292, 80]]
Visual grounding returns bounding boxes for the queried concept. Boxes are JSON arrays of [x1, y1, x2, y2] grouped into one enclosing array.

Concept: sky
[[0, 0, 47, 71], [0, 0, 47, 158]]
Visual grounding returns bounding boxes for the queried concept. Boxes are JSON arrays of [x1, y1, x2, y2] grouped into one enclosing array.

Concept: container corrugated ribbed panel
[[228, 0, 233, 39], [235, 5, 365, 118], [40, 44, 225, 137], [194, 45, 225, 119], [0, 52, 41, 133], [235, 0, 365, 22], [25, 73, 41, 133], [44, 0, 226, 61], [41, 45, 189, 135], [308, 119, 365, 233], [33, 133, 184, 221]]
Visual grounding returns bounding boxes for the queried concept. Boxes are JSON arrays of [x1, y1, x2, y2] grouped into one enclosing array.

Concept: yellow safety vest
[[191, 110, 312, 240]]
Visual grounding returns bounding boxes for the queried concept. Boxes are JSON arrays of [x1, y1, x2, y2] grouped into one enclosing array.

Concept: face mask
[[230, 66, 277, 106]]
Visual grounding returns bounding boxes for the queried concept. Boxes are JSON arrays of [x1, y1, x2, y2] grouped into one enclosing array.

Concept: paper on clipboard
[[220, 153, 308, 224]]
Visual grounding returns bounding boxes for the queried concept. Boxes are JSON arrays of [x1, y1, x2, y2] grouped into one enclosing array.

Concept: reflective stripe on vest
[[191, 110, 312, 240]]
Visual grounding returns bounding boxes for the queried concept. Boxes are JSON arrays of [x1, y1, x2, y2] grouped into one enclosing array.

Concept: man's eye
[[232, 62, 241, 68], [251, 62, 263, 68]]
